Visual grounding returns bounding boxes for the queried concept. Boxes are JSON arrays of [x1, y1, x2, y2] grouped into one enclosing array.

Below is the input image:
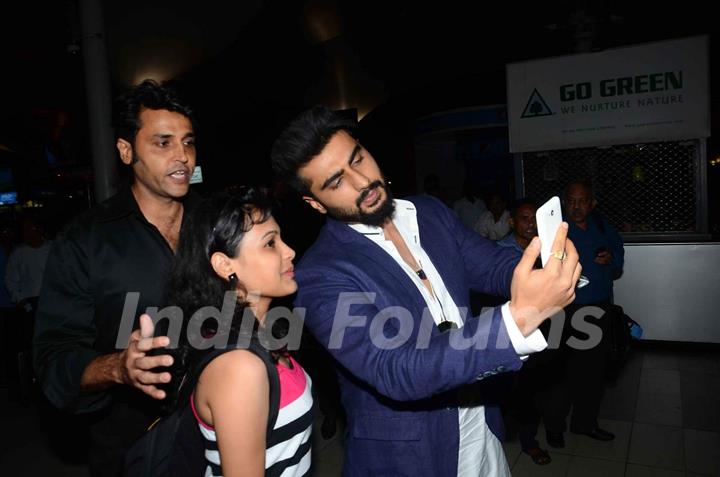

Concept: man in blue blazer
[[271, 106, 582, 476]]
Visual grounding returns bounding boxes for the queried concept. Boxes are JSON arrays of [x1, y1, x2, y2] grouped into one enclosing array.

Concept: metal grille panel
[[521, 140, 699, 237]]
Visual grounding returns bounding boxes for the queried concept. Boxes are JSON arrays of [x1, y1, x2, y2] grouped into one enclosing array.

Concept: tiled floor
[[515, 346, 720, 477], [2, 346, 719, 476], [310, 346, 720, 477]]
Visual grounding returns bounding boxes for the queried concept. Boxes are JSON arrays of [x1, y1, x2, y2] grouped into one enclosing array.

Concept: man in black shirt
[[33, 80, 198, 477]]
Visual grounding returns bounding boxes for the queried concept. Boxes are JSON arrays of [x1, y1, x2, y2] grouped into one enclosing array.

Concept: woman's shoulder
[[199, 348, 268, 387], [193, 348, 271, 430]]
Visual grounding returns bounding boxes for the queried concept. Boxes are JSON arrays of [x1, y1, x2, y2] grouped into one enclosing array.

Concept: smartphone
[[535, 196, 589, 288], [535, 196, 562, 267]]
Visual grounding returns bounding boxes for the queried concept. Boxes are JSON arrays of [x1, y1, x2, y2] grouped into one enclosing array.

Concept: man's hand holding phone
[[118, 314, 173, 400], [509, 222, 582, 337]]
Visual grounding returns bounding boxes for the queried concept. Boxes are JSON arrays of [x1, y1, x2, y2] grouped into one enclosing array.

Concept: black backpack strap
[[165, 349, 236, 477], [181, 341, 281, 439], [177, 348, 229, 408], [246, 340, 282, 439]]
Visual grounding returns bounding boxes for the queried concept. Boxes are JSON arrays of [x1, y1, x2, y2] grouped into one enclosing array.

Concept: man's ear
[[117, 139, 133, 165], [210, 252, 234, 280], [591, 198, 598, 211], [302, 195, 327, 214], [508, 217, 515, 228]]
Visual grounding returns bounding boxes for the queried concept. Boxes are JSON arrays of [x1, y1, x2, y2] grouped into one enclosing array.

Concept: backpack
[[604, 303, 632, 361], [124, 339, 281, 477], [590, 212, 642, 352]]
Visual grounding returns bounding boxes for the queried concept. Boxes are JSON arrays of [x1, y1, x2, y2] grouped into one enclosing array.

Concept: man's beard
[[323, 180, 396, 227]]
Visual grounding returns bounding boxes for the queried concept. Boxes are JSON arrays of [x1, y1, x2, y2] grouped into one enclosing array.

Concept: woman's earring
[[228, 273, 243, 301]]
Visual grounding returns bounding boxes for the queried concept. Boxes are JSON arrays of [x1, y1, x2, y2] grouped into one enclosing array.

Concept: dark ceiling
[[2, 0, 715, 113], [0, 0, 716, 188]]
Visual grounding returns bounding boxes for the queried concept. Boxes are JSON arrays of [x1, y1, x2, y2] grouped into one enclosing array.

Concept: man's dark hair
[[510, 197, 538, 218], [112, 79, 196, 145], [270, 105, 357, 194], [563, 179, 594, 199]]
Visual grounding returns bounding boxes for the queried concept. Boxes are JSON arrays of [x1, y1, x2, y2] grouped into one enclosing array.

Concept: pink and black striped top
[[191, 355, 313, 476]]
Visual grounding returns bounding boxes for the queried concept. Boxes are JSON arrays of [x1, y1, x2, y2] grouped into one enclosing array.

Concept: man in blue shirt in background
[[564, 181, 624, 307], [497, 198, 538, 253], [499, 199, 557, 465]]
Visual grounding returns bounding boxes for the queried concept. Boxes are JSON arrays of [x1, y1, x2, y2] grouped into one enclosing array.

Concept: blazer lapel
[[414, 208, 466, 312], [325, 217, 428, 312]]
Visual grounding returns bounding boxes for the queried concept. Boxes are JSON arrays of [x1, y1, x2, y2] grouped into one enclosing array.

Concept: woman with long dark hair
[[164, 187, 312, 476]]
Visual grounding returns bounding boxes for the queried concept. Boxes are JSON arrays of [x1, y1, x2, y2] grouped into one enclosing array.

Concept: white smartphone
[[535, 196, 589, 288], [536, 196, 562, 267]]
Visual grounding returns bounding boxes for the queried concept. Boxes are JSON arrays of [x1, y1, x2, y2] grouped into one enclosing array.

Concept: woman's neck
[[249, 297, 272, 324]]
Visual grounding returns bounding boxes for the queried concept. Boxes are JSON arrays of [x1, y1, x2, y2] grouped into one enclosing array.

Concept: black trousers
[[512, 354, 545, 451], [538, 303, 612, 434], [510, 319, 557, 450]]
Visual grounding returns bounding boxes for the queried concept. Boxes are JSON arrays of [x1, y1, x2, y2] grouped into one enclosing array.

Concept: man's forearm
[[79, 352, 123, 392]]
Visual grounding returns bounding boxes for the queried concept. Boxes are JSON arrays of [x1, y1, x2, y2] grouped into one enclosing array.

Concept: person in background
[[4, 215, 51, 400], [0, 221, 16, 388], [497, 199, 537, 254], [5, 215, 52, 317], [453, 178, 487, 230], [498, 199, 551, 465], [474, 191, 510, 240], [542, 180, 624, 448]]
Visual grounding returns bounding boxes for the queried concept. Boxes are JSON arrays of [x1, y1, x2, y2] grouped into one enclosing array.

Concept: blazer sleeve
[[423, 196, 521, 298], [295, 265, 524, 403]]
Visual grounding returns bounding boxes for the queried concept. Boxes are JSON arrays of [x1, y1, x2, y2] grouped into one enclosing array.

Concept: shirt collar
[[95, 186, 141, 223], [96, 185, 200, 224]]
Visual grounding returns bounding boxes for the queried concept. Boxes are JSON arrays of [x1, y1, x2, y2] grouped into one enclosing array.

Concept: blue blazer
[[295, 195, 524, 476]]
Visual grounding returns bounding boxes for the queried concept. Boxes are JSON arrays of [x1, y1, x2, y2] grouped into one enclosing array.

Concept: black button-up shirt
[[34, 187, 198, 418]]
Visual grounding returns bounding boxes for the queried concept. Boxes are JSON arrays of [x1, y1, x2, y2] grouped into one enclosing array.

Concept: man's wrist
[[502, 303, 548, 356], [111, 351, 126, 385], [508, 302, 529, 337], [80, 352, 125, 391]]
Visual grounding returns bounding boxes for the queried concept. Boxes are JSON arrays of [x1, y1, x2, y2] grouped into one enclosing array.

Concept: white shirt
[[349, 199, 546, 476], [5, 242, 52, 303], [474, 210, 511, 241], [453, 197, 487, 230]]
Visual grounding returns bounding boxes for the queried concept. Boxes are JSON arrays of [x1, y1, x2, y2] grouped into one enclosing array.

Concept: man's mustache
[[357, 180, 384, 207]]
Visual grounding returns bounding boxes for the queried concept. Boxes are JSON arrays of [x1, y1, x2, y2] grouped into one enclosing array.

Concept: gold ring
[[551, 250, 566, 261]]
